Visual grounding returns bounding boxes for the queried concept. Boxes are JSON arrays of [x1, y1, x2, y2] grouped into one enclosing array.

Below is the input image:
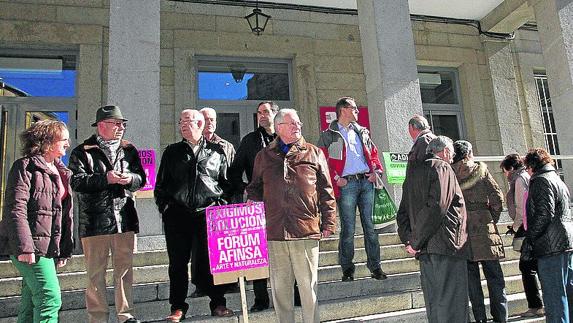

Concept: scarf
[[96, 136, 123, 171]]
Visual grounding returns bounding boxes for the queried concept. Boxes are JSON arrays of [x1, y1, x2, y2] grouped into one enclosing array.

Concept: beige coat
[[452, 160, 505, 261]]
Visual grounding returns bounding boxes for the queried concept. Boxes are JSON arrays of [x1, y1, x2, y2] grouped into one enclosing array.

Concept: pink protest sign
[[206, 202, 269, 274], [138, 149, 156, 191]]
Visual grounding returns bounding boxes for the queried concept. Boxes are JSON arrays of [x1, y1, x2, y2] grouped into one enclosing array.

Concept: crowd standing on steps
[[1, 102, 565, 323]]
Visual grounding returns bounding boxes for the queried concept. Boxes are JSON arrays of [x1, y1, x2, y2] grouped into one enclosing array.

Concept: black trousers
[[163, 205, 227, 313], [520, 258, 543, 309]]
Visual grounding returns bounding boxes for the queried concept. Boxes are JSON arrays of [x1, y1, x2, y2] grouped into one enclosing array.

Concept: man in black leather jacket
[[524, 148, 573, 323], [69, 105, 146, 323], [155, 109, 234, 321]]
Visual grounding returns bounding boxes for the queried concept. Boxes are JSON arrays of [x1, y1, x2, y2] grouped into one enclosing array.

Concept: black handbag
[[520, 237, 534, 261]]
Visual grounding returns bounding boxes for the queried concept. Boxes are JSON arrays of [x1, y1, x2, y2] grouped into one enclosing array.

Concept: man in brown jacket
[[246, 108, 336, 323], [396, 136, 469, 323]]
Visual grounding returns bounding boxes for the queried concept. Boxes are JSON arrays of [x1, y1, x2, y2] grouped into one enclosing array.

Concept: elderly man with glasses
[[69, 105, 146, 323], [155, 109, 234, 322], [246, 108, 336, 323]]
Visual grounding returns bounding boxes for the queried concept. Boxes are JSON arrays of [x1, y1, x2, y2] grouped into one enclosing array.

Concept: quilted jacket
[[525, 164, 573, 258]]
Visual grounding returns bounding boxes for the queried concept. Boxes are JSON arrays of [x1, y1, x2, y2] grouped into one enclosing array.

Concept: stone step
[[324, 293, 545, 323], [0, 259, 530, 320], [0, 288, 538, 323], [0, 222, 517, 280], [0, 243, 522, 297]]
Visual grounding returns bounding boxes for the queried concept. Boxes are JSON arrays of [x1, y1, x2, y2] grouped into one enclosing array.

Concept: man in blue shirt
[[317, 97, 386, 282]]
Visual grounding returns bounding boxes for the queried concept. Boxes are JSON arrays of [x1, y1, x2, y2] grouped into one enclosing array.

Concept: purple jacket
[[0, 156, 74, 258]]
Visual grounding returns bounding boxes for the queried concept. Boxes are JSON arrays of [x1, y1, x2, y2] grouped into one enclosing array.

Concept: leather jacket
[[526, 164, 573, 258], [246, 137, 337, 240], [69, 135, 146, 238], [155, 138, 231, 214]]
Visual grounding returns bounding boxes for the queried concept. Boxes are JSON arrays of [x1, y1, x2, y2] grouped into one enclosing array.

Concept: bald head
[[179, 109, 204, 143]]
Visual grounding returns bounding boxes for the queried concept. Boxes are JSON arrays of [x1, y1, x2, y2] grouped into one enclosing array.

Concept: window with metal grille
[[534, 73, 562, 175]]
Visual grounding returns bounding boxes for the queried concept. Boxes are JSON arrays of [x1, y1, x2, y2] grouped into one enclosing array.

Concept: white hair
[[426, 136, 453, 154], [273, 108, 299, 126]]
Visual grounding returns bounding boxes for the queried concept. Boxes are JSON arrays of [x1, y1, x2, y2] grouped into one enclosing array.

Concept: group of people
[[155, 97, 386, 323], [397, 115, 573, 323], [0, 98, 572, 323], [0, 105, 145, 323]]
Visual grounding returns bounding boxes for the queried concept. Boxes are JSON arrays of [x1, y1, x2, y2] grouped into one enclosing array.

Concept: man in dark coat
[[396, 135, 469, 323], [69, 105, 146, 323], [155, 109, 234, 321], [228, 101, 278, 311], [405, 114, 436, 165]]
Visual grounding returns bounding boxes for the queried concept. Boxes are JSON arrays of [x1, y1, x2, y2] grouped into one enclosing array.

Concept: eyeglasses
[[279, 121, 303, 128], [179, 120, 200, 126], [344, 106, 359, 111], [103, 121, 127, 128]]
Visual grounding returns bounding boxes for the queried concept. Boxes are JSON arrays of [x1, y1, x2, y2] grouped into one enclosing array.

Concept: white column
[[108, 0, 162, 249], [530, 0, 573, 188], [357, 0, 423, 156]]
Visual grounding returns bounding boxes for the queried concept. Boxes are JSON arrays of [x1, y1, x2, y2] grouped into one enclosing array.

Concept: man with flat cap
[[69, 105, 146, 323]]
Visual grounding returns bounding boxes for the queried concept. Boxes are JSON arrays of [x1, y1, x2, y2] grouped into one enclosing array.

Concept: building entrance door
[[0, 97, 76, 219], [209, 105, 257, 149]]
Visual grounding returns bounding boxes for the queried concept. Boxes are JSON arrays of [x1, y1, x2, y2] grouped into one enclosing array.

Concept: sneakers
[[124, 318, 141, 323], [165, 309, 185, 322], [520, 307, 545, 317]]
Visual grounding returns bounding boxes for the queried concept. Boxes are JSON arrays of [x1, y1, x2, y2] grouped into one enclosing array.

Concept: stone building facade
[[0, 0, 571, 250]]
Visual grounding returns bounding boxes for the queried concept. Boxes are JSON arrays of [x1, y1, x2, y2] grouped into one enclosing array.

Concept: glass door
[[209, 106, 257, 148], [0, 98, 76, 219]]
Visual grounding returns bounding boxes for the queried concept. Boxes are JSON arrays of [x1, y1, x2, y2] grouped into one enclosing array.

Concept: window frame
[[195, 56, 294, 108], [418, 66, 466, 140]]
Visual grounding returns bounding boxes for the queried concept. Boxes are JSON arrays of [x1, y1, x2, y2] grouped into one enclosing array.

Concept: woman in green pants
[[0, 120, 74, 322]]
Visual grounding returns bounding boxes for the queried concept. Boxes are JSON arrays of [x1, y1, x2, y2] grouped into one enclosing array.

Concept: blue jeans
[[338, 178, 381, 273], [467, 260, 508, 322], [537, 252, 573, 323]]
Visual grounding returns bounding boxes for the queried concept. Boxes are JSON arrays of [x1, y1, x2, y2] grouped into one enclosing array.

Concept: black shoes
[[342, 269, 354, 282], [250, 302, 269, 312], [371, 269, 388, 280], [124, 318, 141, 323]]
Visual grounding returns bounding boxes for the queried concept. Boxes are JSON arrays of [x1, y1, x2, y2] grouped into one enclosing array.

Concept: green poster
[[382, 152, 408, 184]]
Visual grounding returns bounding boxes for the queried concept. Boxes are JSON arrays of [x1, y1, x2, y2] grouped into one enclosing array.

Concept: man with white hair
[[396, 135, 469, 323], [246, 109, 336, 323], [200, 107, 235, 165], [155, 109, 234, 321]]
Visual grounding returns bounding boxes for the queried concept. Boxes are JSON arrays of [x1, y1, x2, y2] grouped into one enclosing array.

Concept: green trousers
[[10, 256, 62, 323]]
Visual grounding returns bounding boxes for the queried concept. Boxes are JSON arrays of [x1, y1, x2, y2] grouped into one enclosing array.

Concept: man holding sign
[[247, 109, 336, 323]]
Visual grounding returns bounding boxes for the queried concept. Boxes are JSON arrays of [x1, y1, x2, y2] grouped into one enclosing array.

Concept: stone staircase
[[0, 221, 545, 322]]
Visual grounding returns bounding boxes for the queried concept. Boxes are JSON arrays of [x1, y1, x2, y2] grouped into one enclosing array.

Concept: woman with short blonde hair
[[0, 120, 74, 322]]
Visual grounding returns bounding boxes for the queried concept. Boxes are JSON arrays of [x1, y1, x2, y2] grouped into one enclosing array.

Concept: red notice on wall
[[319, 106, 371, 131]]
